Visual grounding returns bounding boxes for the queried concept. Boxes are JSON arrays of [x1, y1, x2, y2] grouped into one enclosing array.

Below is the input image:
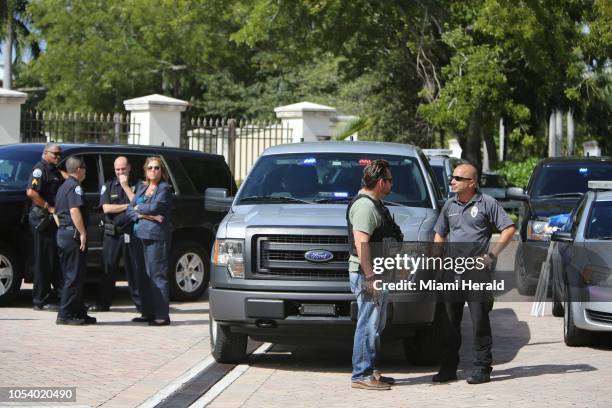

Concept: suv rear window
[[237, 153, 432, 207], [0, 150, 41, 192], [181, 157, 236, 195], [532, 163, 612, 198]]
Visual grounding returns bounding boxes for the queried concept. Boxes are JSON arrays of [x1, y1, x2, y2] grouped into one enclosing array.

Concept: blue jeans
[[350, 272, 388, 381]]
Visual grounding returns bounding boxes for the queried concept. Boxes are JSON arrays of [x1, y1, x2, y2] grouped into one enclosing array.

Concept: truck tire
[[0, 242, 22, 306], [514, 246, 536, 296], [403, 303, 444, 366], [564, 299, 590, 347], [169, 241, 209, 301], [209, 310, 248, 363]]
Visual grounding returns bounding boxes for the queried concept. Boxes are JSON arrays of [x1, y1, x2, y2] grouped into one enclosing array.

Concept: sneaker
[[148, 319, 171, 326], [373, 371, 395, 385], [33, 303, 59, 312], [82, 315, 97, 324], [466, 368, 492, 384], [351, 376, 391, 390], [432, 370, 458, 383], [88, 304, 110, 312], [56, 317, 85, 326], [132, 316, 153, 323]]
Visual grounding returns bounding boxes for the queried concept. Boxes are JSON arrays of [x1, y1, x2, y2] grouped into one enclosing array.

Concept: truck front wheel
[[209, 310, 248, 363]]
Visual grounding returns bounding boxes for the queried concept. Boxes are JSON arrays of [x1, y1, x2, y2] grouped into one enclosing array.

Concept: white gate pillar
[[123, 94, 188, 147], [274, 101, 337, 142], [0, 88, 27, 144]]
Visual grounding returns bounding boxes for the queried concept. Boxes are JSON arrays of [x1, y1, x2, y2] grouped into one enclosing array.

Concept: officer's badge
[[470, 206, 478, 218], [101, 185, 107, 195], [75, 186, 83, 196], [32, 168, 42, 178]]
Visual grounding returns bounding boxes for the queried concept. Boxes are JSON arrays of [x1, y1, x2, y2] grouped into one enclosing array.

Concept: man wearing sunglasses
[[347, 159, 403, 390], [26, 143, 66, 311], [432, 164, 516, 384]]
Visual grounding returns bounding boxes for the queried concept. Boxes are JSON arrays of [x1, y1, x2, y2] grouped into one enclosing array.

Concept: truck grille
[[254, 234, 349, 280]]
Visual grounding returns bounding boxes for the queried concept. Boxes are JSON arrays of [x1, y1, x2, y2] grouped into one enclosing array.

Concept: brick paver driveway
[[1, 283, 211, 407]]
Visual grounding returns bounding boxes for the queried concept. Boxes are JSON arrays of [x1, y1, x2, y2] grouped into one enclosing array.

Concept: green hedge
[[495, 157, 540, 188]]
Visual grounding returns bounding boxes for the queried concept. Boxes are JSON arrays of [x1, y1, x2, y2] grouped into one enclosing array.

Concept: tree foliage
[[10, 0, 611, 162]]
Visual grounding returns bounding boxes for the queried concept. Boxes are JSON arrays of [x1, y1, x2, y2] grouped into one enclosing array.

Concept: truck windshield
[[237, 153, 432, 207], [532, 163, 612, 198], [0, 150, 41, 192]]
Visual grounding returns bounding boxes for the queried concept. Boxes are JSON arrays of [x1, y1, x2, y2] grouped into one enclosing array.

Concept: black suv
[[508, 156, 612, 295], [0, 143, 236, 305]]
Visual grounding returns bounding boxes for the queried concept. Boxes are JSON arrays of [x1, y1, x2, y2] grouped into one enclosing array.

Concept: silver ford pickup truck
[[205, 141, 445, 363]]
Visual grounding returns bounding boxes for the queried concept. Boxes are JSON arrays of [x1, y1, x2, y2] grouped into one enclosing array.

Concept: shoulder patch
[[75, 186, 83, 196], [100, 185, 107, 195], [33, 168, 42, 178]]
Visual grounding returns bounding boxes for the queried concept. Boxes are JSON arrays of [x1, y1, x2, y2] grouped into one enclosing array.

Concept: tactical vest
[[346, 193, 404, 257]]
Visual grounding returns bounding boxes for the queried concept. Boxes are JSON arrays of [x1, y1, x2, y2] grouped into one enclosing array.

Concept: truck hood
[[531, 197, 581, 218], [222, 204, 433, 240]]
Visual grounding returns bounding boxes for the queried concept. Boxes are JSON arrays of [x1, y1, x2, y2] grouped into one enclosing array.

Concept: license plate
[[300, 303, 336, 316]]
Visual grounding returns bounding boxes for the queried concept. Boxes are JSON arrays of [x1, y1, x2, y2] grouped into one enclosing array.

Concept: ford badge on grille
[[304, 249, 334, 263]]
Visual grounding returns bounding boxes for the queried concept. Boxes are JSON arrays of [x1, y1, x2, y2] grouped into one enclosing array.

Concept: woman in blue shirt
[[127, 156, 172, 326]]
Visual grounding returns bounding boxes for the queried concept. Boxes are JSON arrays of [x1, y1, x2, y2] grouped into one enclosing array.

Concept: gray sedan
[[551, 180, 612, 346]]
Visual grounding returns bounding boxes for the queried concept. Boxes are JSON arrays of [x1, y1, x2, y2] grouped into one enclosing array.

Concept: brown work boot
[[351, 376, 391, 390], [373, 371, 396, 385]]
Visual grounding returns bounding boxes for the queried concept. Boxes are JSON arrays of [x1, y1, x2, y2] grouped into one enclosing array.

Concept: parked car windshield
[[237, 153, 432, 208], [532, 163, 612, 198], [0, 149, 41, 191], [585, 201, 612, 240]]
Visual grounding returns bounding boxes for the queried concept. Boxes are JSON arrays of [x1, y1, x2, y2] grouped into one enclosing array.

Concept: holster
[[104, 222, 117, 237], [31, 206, 53, 232]]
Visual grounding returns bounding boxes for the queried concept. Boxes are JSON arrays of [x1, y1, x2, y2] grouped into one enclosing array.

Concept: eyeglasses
[[147, 166, 161, 171], [383, 177, 393, 183], [45, 151, 62, 157], [451, 175, 472, 182]]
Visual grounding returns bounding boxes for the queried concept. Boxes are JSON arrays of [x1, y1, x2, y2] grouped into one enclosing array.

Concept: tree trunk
[[483, 127, 498, 169], [462, 114, 482, 175], [2, 12, 13, 89]]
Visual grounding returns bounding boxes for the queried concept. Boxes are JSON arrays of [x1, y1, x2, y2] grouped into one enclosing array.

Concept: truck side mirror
[[507, 187, 529, 201], [205, 188, 234, 212], [551, 230, 573, 243]]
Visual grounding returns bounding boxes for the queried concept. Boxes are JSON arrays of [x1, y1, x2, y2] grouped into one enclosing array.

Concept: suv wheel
[[514, 246, 536, 296], [403, 303, 444, 366], [0, 243, 22, 306], [209, 309, 247, 363], [169, 241, 209, 301], [564, 299, 590, 347]]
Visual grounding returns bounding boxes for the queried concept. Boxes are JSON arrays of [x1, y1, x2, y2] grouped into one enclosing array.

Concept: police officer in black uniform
[[26, 143, 65, 311], [54, 156, 96, 325], [93, 156, 142, 312]]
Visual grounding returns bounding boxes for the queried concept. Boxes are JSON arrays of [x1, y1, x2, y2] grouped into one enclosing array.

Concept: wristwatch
[[487, 252, 497, 261]]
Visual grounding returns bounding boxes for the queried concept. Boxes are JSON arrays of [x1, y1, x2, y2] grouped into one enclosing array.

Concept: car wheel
[[169, 241, 209, 301], [403, 303, 444, 366], [209, 309, 247, 363], [0, 242, 22, 306], [514, 245, 536, 296], [563, 299, 590, 347]]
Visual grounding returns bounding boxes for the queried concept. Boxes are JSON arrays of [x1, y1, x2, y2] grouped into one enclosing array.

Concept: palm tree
[[1, 0, 39, 89]]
